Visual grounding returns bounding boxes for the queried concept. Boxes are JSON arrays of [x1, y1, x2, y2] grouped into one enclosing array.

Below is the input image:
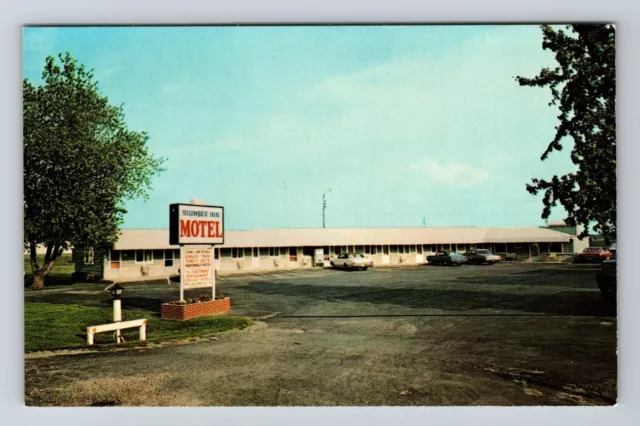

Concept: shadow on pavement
[[242, 282, 611, 317]]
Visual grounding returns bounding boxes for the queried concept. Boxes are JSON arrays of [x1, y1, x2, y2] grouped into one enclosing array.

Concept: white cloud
[[411, 156, 491, 186]]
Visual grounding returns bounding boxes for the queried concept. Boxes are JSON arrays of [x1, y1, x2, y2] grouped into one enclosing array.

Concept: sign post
[[169, 203, 224, 301]]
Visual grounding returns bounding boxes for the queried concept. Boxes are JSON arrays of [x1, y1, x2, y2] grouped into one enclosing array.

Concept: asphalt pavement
[[24, 262, 617, 406]]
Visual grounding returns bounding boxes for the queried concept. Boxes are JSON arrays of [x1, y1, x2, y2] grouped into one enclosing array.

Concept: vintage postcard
[[23, 24, 616, 406]]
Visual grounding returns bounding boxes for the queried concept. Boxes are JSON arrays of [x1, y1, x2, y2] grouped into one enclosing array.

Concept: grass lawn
[[25, 302, 252, 352], [24, 253, 94, 288]]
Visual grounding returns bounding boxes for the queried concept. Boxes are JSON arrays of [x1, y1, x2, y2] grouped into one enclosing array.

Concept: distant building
[[74, 226, 578, 282], [543, 220, 590, 254]]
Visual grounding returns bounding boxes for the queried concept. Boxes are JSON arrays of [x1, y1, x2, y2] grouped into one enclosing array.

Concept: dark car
[[426, 251, 467, 266], [574, 247, 612, 263], [463, 249, 502, 265], [596, 251, 617, 312]]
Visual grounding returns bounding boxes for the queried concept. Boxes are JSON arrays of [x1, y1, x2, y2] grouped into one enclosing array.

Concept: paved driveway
[[25, 263, 617, 406]]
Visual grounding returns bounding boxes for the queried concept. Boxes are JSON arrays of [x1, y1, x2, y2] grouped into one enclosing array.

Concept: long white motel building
[[74, 221, 589, 282]]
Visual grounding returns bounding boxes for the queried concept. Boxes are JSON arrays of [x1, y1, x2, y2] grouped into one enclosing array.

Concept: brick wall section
[[161, 298, 231, 320]]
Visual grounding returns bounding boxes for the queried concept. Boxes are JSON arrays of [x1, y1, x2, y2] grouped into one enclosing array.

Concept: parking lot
[[24, 263, 617, 406]]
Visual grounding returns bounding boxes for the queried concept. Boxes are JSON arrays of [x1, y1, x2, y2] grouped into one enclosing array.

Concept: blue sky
[[23, 25, 574, 230]]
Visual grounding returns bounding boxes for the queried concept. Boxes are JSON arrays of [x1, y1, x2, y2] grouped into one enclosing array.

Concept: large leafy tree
[[516, 24, 616, 243], [24, 52, 165, 288]]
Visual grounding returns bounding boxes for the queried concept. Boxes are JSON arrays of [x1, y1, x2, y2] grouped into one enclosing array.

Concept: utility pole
[[322, 189, 331, 228], [423, 217, 426, 227]]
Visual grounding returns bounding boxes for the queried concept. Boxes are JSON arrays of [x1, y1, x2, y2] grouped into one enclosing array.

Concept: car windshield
[[476, 250, 491, 254]]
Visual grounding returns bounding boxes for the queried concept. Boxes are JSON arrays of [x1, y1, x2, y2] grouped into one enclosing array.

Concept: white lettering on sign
[[181, 246, 213, 289]]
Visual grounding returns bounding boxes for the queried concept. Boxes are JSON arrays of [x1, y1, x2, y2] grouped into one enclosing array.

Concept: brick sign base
[[161, 298, 231, 321]]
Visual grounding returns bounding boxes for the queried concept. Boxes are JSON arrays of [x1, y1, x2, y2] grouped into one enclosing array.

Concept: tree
[[516, 24, 616, 243], [24, 52, 165, 288]]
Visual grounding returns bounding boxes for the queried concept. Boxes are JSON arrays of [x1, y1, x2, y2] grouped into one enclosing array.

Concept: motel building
[[73, 221, 589, 282]]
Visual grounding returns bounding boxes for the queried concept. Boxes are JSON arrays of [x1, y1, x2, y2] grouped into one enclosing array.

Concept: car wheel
[[330, 262, 335, 268], [343, 263, 348, 270], [363, 267, 368, 271]]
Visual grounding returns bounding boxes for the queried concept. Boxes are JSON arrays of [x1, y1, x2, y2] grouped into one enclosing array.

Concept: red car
[[574, 247, 612, 263]]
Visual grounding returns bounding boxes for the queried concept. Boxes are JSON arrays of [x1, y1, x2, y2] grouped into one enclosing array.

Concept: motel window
[[417, 245, 423, 254], [164, 249, 174, 267], [84, 247, 94, 265], [494, 244, 507, 253], [174, 249, 180, 259], [370, 245, 377, 255], [215, 248, 220, 259], [515, 243, 522, 249], [355, 245, 364, 254], [397, 245, 403, 254], [121, 250, 135, 264], [550, 243, 563, 253], [269, 247, 280, 257], [423, 244, 431, 253], [232, 248, 244, 259], [253, 248, 258, 258], [259, 247, 269, 257], [289, 247, 297, 262], [408, 245, 414, 253], [390, 245, 398, 254], [109, 250, 121, 269], [220, 248, 231, 258], [383, 245, 389, 255], [364, 245, 370, 254], [133, 249, 153, 264], [153, 250, 164, 262]]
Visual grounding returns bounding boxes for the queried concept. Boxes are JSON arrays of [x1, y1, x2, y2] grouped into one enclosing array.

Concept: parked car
[[574, 247, 612, 263], [330, 253, 373, 270], [426, 251, 467, 266], [463, 249, 502, 265], [595, 251, 617, 312]]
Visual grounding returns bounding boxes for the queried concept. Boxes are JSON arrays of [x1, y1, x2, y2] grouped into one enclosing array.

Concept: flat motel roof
[[112, 227, 572, 250]]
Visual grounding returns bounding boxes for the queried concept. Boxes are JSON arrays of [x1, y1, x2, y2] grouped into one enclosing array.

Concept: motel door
[[252, 247, 260, 269], [214, 248, 221, 270], [531, 244, 540, 257], [382, 245, 390, 265]]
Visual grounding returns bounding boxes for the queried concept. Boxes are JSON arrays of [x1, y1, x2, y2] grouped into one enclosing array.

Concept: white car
[[330, 253, 374, 270]]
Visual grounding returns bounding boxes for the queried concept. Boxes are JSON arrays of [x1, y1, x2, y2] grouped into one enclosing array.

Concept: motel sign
[[169, 202, 224, 300], [170, 203, 224, 245]]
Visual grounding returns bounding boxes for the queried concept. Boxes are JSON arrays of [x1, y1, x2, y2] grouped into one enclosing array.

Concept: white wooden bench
[[86, 318, 147, 345]]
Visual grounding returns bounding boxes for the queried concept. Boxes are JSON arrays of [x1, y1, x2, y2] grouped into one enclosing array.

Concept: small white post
[[139, 322, 146, 341], [113, 299, 122, 343], [179, 245, 185, 302], [87, 327, 94, 345], [113, 299, 122, 322], [212, 245, 216, 300]]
